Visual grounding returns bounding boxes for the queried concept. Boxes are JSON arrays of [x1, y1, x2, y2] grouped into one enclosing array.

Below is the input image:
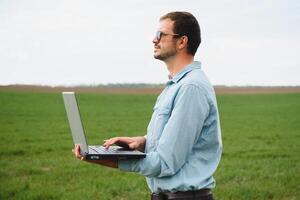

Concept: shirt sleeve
[[118, 84, 210, 178]]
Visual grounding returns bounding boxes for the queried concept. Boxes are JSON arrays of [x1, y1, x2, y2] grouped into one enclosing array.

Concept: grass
[[0, 91, 299, 199]]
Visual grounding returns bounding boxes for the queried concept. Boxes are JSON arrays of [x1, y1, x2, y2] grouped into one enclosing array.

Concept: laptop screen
[[62, 92, 89, 155]]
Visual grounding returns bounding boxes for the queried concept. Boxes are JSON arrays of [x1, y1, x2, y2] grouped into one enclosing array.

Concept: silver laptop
[[62, 92, 146, 160]]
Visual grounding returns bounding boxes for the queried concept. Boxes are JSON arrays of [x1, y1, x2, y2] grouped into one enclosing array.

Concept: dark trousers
[[151, 189, 214, 200]]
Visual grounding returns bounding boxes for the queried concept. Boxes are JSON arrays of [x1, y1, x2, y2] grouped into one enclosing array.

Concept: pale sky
[[1, 0, 299, 86]]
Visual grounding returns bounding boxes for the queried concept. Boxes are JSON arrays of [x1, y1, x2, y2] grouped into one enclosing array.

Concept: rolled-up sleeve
[[119, 84, 209, 178]]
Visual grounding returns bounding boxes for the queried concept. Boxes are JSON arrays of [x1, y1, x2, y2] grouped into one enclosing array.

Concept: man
[[73, 11, 222, 200]]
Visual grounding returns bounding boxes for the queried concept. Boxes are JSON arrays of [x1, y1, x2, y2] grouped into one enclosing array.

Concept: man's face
[[153, 19, 178, 61]]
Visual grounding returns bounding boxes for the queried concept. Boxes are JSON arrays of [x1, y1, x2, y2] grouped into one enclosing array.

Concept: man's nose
[[152, 36, 159, 44]]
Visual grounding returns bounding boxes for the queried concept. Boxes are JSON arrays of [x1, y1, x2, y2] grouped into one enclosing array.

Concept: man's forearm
[[84, 159, 118, 168]]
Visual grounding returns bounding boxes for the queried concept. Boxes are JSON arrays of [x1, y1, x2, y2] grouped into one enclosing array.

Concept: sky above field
[[0, 0, 299, 86]]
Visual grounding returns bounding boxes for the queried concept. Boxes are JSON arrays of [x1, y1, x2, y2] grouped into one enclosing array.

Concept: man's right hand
[[103, 136, 146, 152], [72, 144, 118, 168]]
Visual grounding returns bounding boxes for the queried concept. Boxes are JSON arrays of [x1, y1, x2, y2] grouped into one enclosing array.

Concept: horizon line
[[1, 83, 300, 88]]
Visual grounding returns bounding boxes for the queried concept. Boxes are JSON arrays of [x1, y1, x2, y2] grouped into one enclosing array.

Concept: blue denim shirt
[[119, 61, 222, 193]]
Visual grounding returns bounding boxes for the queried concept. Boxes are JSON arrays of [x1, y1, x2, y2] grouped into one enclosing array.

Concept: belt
[[151, 189, 212, 200]]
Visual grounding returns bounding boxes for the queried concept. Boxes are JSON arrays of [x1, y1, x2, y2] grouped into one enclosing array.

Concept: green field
[[0, 91, 299, 200]]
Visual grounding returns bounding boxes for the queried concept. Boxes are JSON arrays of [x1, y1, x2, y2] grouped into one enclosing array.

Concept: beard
[[154, 44, 177, 61]]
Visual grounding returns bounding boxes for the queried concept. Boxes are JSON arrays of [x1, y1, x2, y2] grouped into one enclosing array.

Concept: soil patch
[[1, 85, 300, 95]]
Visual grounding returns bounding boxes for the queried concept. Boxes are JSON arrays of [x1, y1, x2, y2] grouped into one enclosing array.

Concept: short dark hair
[[160, 11, 201, 56]]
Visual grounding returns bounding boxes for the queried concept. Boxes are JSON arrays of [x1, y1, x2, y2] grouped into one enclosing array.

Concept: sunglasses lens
[[156, 31, 162, 40]]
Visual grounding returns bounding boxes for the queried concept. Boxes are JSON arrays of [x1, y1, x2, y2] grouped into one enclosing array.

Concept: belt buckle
[[151, 193, 166, 200]]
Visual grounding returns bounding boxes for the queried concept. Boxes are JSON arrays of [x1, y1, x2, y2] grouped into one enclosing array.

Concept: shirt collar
[[167, 61, 201, 85]]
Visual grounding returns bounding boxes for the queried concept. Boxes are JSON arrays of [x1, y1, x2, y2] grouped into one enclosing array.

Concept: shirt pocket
[[152, 106, 172, 140]]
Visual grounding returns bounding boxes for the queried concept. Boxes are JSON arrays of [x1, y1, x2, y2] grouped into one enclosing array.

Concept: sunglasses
[[155, 31, 181, 42]]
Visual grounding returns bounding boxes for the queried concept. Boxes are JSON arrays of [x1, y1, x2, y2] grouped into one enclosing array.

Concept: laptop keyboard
[[89, 146, 119, 154]]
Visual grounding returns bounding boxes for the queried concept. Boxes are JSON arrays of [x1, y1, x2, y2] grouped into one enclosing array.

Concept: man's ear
[[178, 36, 188, 50]]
